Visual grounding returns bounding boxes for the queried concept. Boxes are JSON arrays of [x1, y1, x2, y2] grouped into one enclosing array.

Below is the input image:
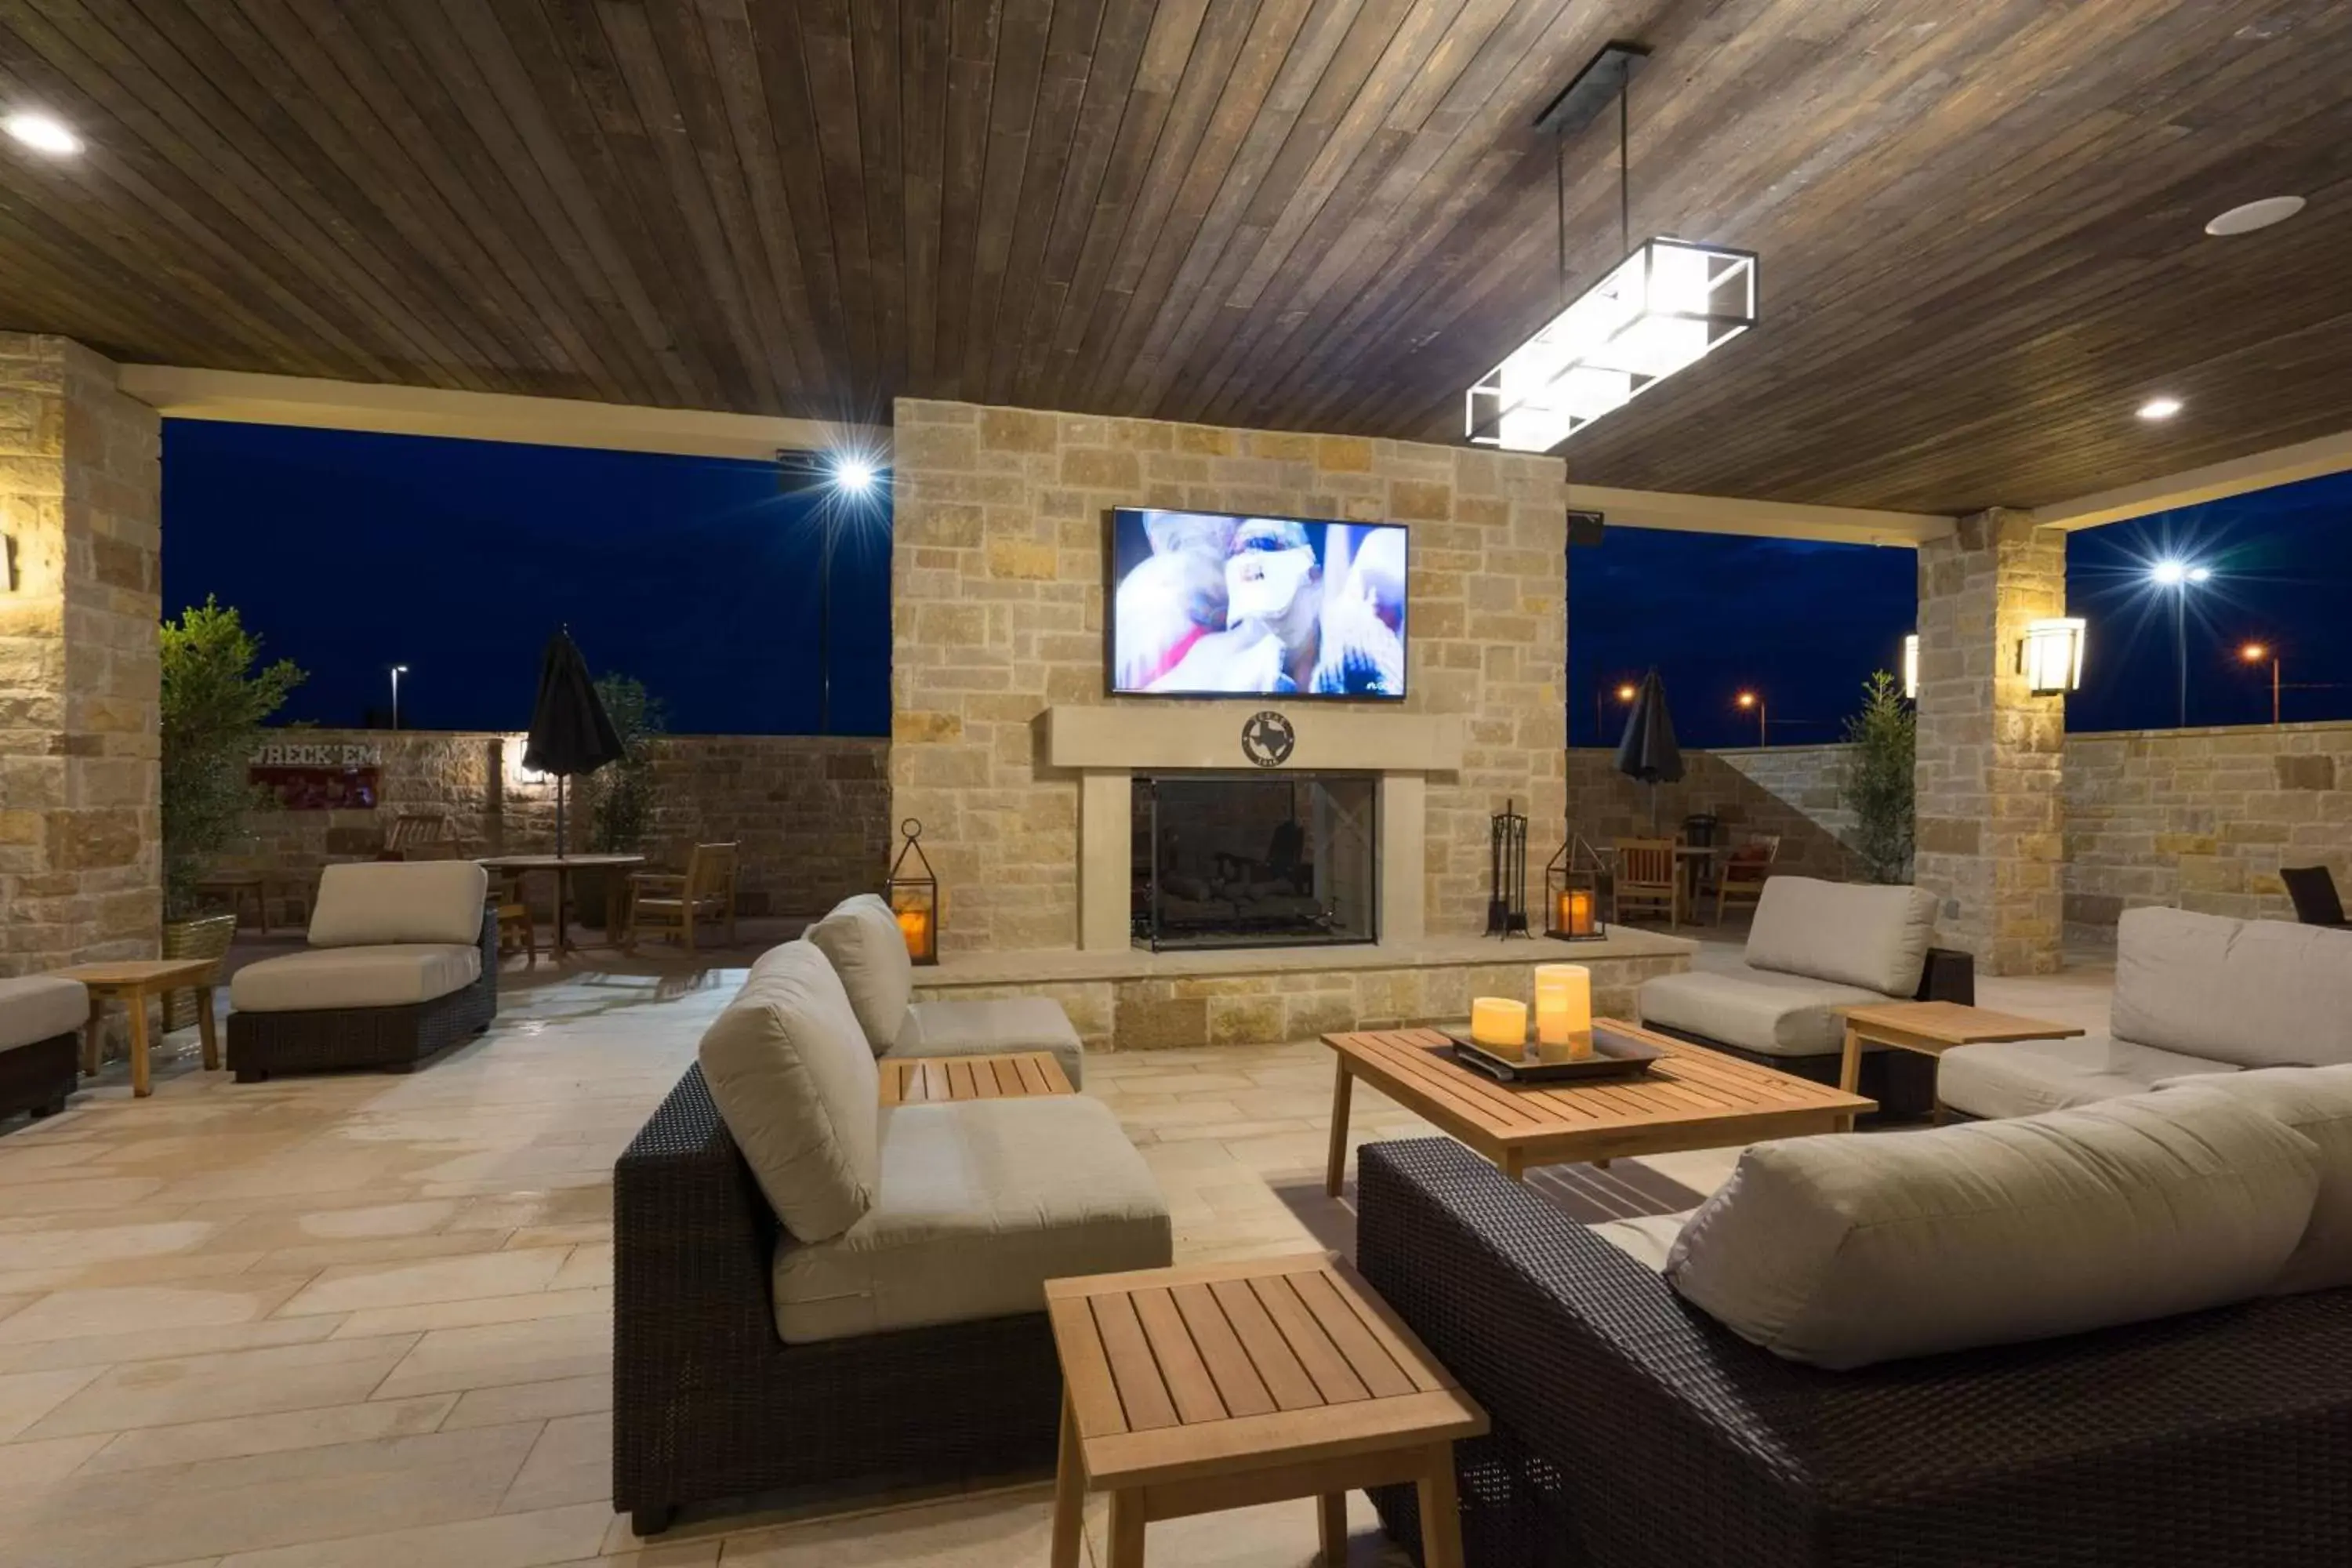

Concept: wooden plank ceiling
[[0, 1, 2347, 513]]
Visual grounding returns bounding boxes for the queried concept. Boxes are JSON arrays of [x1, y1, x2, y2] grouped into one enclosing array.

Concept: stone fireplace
[[1133, 771, 1377, 952]]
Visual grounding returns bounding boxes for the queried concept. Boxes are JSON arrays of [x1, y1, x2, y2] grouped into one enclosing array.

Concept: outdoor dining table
[[476, 852, 647, 961]]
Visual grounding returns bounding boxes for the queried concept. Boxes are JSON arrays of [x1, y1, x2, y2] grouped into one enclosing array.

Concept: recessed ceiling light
[[4, 113, 82, 156], [2138, 396, 2183, 421], [2205, 195, 2304, 237]]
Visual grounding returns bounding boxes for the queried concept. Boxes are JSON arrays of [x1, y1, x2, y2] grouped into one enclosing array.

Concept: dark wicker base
[[0, 1032, 78, 1121], [226, 911, 499, 1081], [615, 1065, 1064, 1531]]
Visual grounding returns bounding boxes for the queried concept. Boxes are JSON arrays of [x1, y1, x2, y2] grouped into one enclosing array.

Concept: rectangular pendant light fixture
[[1466, 238, 1759, 452]]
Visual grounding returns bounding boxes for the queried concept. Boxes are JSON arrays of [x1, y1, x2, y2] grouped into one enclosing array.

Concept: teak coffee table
[[1838, 1000, 2088, 1094], [1322, 1021, 1874, 1195], [53, 957, 222, 1098], [1046, 1253, 1486, 1568], [876, 1051, 1071, 1103]]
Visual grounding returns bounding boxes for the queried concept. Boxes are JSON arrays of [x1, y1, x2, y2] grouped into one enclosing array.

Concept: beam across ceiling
[[2031, 428, 2352, 532], [1565, 484, 1954, 547], [116, 366, 888, 465]]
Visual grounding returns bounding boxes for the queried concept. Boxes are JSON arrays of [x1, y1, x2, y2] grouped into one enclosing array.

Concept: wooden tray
[[1439, 1023, 1665, 1083]]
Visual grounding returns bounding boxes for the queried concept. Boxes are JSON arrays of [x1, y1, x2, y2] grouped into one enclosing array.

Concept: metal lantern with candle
[[885, 817, 940, 966], [1543, 834, 1608, 942]]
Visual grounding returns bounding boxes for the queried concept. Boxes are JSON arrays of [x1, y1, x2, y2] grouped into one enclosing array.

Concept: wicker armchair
[[612, 1065, 1063, 1535], [1356, 1137, 2352, 1568]]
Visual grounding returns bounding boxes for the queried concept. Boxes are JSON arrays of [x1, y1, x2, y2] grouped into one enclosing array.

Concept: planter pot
[[162, 913, 237, 1032]]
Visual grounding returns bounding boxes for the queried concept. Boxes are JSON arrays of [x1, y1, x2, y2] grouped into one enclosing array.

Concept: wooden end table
[[53, 958, 223, 1098], [1047, 1253, 1486, 1568], [1323, 1020, 1875, 1195], [877, 1051, 1072, 1103], [1838, 1001, 2088, 1094]]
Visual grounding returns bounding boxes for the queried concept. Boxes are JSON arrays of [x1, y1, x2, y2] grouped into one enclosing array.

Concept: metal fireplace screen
[[1133, 772, 1378, 952]]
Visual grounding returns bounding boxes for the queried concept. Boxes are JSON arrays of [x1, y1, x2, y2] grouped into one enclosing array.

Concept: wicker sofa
[[0, 975, 85, 1121], [613, 938, 1167, 1534], [1636, 876, 1973, 1116], [226, 861, 498, 1081], [1356, 1134, 2352, 1567]]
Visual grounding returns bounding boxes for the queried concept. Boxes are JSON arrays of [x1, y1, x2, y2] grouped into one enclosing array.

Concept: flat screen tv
[[1108, 507, 1409, 699]]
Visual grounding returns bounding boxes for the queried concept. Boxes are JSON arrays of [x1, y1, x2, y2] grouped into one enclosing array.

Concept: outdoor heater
[[885, 816, 939, 966]]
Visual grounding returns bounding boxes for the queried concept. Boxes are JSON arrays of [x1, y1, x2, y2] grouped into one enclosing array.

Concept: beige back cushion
[[2112, 907, 2352, 1068], [2156, 1066, 2352, 1294], [697, 941, 880, 1242], [1743, 876, 1936, 997], [1664, 1092, 2319, 1369], [307, 861, 488, 948], [807, 894, 914, 1054]]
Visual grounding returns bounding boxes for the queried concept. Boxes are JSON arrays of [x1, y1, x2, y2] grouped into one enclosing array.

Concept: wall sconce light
[[1902, 633, 1919, 699], [2019, 618, 2086, 696], [503, 735, 550, 789]]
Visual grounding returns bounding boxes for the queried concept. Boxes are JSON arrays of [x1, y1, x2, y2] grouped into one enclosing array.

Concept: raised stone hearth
[[913, 929, 1694, 1054]]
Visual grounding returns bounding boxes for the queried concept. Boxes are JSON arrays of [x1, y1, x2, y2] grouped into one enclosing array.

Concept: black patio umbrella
[[523, 628, 625, 854], [1614, 668, 1684, 833]]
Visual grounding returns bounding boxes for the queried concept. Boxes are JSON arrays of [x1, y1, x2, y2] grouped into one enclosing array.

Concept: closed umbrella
[[523, 629, 625, 855], [1614, 668, 1683, 833]]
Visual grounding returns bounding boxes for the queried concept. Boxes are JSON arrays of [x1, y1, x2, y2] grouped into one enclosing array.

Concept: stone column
[[1913, 507, 2066, 975], [0, 335, 163, 976]]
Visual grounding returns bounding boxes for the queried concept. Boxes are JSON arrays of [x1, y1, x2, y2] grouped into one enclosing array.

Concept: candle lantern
[[1544, 834, 1609, 942], [885, 817, 940, 966]]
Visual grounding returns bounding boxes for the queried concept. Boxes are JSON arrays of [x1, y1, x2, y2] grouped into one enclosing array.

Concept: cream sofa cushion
[[771, 1096, 1171, 1342], [0, 976, 89, 1051], [2111, 907, 2352, 1069], [2156, 1066, 2352, 1294], [1638, 966, 1886, 1058], [1587, 1211, 1693, 1273], [1664, 1092, 2320, 1369], [807, 894, 914, 1054], [698, 941, 880, 1243], [307, 861, 488, 948], [1744, 877, 1934, 998], [891, 996, 1086, 1087], [1936, 1033, 2234, 1120], [230, 946, 481, 1012]]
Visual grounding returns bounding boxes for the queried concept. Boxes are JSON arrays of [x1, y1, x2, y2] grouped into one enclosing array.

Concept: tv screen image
[[1109, 507, 1408, 699]]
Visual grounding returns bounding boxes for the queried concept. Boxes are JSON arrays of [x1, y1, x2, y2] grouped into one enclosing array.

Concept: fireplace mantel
[[1039, 705, 1465, 951], [1040, 705, 1465, 774]]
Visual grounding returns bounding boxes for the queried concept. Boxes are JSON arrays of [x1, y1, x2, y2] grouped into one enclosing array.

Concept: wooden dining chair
[[490, 872, 535, 968], [624, 843, 741, 954], [1613, 838, 1682, 927], [1715, 833, 1782, 924]]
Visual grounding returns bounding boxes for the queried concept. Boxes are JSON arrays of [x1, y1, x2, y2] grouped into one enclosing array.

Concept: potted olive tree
[[1838, 670, 1915, 884], [160, 598, 304, 1025]]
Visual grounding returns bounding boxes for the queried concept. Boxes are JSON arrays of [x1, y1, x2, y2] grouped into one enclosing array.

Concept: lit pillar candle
[[895, 906, 931, 958], [1469, 997, 1527, 1055], [1534, 964, 1593, 1059]]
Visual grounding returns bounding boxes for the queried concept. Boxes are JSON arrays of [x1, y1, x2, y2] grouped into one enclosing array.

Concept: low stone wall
[[1566, 743, 1864, 886], [2063, 720, 2352, 946], [214, 729, 890, 920]]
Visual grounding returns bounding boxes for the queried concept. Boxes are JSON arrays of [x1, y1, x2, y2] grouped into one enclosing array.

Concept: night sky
[[162, 420, 2350, 749]]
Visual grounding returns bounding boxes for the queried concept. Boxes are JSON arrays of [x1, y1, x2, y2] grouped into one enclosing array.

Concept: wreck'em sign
[[251, 742, 383, 768]]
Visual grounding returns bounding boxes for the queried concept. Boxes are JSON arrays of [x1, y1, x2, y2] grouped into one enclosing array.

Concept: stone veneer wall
[[2063, 720, 2352, 946], [1564, 744, 1864, 884], [0, 336, 162, 975], [215, 729, 889, 920], [890, 397, 1567, 953]]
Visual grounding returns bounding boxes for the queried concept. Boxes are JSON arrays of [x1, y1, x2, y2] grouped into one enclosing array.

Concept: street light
[[1597, 680, 1637, 743], [1735, 689, 1766, 748], [2149, 559, 2212, 726], [2240, 642, 2281, 726], [388, 664, 408, 731]]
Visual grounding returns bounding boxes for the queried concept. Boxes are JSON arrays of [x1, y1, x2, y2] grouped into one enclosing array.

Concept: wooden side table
[[1047, 1253, 1486, 1568], [53, 958, 223, 1098], [1838, 1000, 2089, 1095], [878, 1051, 1073, 1103]]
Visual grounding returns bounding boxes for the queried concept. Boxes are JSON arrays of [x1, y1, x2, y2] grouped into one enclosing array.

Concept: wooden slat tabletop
[[878, 1051, 1073, 1104], [1324, 1020, 1874, 1169], [1046, 1253, 1485, 1491]]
